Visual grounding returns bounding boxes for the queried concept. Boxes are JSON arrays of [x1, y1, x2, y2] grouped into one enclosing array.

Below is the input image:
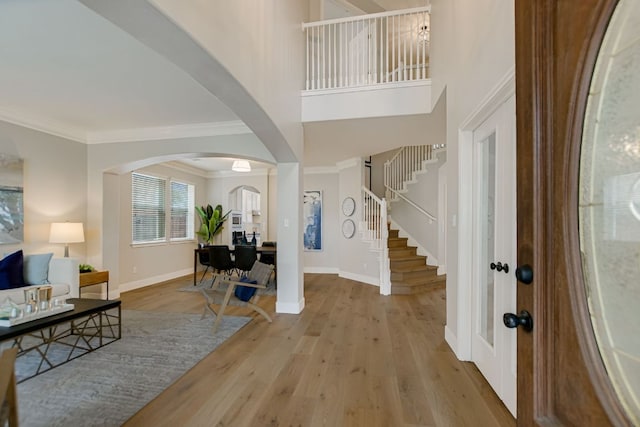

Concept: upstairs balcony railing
[[303, 7, 430, 91]]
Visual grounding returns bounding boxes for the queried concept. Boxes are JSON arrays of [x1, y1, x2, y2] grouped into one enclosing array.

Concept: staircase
[[387, 225, 446, 294]]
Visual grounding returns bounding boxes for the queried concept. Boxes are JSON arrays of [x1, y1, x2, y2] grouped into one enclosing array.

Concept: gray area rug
[[17, 309, 251, 427]]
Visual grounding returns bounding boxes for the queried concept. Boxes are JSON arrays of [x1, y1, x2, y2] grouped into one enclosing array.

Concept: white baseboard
[[304, 267, 339, 274], [438, 265, 447, 275], [118, 268, 193, 295], [276, 297, 305, 314], [338, 271, 379, 286]]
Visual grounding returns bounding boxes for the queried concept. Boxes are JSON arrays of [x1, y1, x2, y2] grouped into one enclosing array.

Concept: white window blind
[[170, 180, 194, 240], [132, 173, 166, 243]]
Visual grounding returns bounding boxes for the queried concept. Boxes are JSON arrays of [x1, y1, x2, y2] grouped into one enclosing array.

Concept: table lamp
[[49, 222, 84, 257]]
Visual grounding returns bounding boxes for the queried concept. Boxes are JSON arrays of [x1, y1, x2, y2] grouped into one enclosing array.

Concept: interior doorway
[[470, 95, 517, 416]]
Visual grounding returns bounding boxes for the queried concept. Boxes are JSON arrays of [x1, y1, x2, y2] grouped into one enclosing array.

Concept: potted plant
[[195, 204, 231, 245]]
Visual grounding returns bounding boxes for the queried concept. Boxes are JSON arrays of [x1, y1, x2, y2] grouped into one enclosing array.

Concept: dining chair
[[234, 245, 257, 276], [208, 245, 235, 276], [259, 241, 276, 265], [197, 248, 213, 284]]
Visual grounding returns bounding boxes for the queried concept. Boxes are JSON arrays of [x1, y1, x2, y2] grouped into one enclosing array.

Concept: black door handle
[[515, 264, 533, 284], [490, 262, 497, 270], [503, 311, 533, 332]]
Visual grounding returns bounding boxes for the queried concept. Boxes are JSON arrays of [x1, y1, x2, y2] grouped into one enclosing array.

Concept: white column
[[276, 162, 305, 314]]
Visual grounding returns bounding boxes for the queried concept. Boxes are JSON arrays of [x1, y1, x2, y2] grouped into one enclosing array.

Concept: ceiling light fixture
[[231, 160, 251, 172]]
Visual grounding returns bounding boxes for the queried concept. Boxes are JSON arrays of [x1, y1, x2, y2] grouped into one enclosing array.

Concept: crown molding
[[336, 157, 361, 170], [0, 106, 253, 145], [86, 120, 252, 144], [0, 106, 86, 142], [304, 166, 339, 174], [209, 168, 272, 179], [161, 161, 210, 178]]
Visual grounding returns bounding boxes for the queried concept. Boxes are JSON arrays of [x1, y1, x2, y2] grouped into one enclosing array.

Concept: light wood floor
[[120, 273, 516, 427]]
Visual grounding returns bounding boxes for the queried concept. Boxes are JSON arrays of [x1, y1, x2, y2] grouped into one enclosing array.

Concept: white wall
[[337, 158, 380, 285], [429, 0, 515, 355], [370, 149, 396, 198], [0, 121, 87, 259], [148, 0, 307, 162]]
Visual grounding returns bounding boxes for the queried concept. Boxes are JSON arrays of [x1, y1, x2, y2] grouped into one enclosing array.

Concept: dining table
[[193, 245, 277, 286]]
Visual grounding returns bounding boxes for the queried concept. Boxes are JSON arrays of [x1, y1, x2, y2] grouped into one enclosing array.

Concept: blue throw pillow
[[234, 276, 258, 302], [23, 253, 53, 285], [0, 250, 26, 290]]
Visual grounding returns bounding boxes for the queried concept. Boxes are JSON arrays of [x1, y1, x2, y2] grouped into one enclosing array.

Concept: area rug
[[16, 309, 251, 427]]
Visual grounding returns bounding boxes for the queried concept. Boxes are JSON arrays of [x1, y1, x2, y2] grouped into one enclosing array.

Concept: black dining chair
[[234, 245, 257, 277], [259, 241, 276, 266], [197, 248, 213, 284], [208, 245, 235, 276]]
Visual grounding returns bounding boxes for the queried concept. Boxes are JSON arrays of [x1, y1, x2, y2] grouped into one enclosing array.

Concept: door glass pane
[[479, 133, 496, 345], [580, 0, 640, 423]]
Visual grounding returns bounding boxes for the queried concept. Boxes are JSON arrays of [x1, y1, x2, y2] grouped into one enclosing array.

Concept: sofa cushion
[[23, 253, 53, 285], [0, 251, 26, 290]]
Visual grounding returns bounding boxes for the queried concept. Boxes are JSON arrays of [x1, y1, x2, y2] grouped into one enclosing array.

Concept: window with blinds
[[170, 180, 194, 240], [132, 173, 194, 244]]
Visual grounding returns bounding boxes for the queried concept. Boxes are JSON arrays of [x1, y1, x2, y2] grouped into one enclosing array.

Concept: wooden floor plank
[[121, 273, 516, 427]]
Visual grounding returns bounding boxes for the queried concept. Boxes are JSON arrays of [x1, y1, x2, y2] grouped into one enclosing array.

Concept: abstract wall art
[[0, 154, 24, 244], [303, 190, 322, 251]]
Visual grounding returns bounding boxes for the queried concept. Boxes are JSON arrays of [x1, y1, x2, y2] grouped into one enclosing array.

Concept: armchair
[[200, 261, 274, 334]]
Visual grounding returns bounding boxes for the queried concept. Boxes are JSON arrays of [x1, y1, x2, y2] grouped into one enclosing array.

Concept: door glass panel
[[479, 133, 496, 346], [580, 0, 640, 423]]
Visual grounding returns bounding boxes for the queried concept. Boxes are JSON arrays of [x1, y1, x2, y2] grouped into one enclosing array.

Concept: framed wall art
[[303, 190, 322, 251], [0, 154, 24, 244]]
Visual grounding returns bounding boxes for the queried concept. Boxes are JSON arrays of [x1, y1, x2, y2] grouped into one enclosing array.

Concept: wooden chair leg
[[211, 283, 236, 334], [246, 302, 272, 323]]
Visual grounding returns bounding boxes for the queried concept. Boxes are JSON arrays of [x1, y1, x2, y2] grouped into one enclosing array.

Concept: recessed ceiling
[[0, 0, 238, 135]]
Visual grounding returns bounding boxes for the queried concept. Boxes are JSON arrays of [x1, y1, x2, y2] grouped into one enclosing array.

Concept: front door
[[471, 96, 517, 416], [516, 0, 637, 424]]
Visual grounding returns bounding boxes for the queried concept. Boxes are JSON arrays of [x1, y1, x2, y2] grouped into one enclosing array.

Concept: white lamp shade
[[231, 160, 251, 172], [49, 222, 85, 243]]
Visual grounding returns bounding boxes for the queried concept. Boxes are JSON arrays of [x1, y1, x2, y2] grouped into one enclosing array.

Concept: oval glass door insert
[[580, 0, 640, 423]]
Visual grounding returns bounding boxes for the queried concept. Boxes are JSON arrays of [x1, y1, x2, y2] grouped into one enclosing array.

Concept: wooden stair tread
[[386, 224, 443, 295]]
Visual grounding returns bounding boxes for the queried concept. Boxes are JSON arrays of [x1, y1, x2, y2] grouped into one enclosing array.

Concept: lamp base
[[64, 245, 70, 258]]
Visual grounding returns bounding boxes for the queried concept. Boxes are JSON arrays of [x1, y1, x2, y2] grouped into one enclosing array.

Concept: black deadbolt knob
[[515, 264, 534, 284], [503, 311, 533, 332]]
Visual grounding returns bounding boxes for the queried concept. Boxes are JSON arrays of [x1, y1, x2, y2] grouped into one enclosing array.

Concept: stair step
[[388, 246, 417, 258], [391, 265, 438, 281], [387, 237, 408, 248], [388, 229, 399, 238], [391, 275, 446, 295], [389, 255, 427, 269]]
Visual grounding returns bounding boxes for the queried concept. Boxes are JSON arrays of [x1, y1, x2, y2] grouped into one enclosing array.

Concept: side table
[[79, 270, 109, 299]]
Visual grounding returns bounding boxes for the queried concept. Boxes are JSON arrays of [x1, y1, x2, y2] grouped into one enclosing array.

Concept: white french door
[[470, 95, 517, 416]]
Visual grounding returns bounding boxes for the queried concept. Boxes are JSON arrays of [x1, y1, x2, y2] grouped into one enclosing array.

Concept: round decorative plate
[[342, 197, 356, 216], [342, 219, 356, 239]]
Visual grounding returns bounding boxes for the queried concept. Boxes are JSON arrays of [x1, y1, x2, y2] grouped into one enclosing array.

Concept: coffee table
[[0, 298, 121, 383]]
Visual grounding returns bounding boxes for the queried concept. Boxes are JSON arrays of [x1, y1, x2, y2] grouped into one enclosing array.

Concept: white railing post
[[303, 7, 430, 92], [361, 187, 391, 295]]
